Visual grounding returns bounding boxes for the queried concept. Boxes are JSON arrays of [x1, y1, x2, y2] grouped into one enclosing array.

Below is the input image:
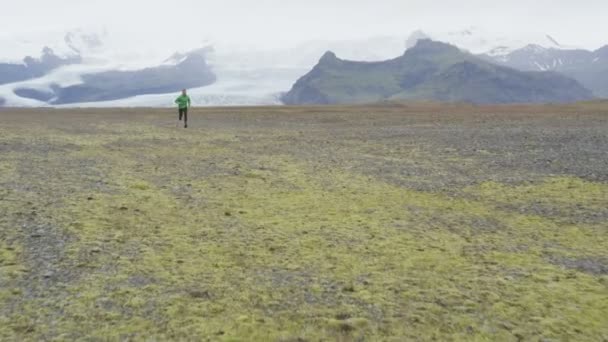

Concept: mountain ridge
[[282, 39, 594, 105], [481, 44, 608, 97], [15, 51, 216, 105], [1, 28, 606, 107], [0, 47, 82, 85]]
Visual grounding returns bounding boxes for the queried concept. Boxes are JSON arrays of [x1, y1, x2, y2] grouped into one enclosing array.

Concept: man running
[[175, 89, 191, 128]]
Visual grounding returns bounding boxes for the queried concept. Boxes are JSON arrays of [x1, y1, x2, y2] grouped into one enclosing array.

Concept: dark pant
[[178, 107, 188, 126]]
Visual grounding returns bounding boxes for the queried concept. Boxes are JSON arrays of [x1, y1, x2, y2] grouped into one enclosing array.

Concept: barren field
[[1, 103, 607, 341]]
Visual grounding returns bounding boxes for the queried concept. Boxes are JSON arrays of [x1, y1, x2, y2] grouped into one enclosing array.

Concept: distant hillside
[[0, 47, 81, 85], [282, 40, 594, 105], [15, 52, 216, 104], [481, 45, 608, 98]]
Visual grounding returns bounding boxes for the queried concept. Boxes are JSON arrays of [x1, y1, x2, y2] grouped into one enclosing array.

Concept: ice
[[534, 62, 547, 71]]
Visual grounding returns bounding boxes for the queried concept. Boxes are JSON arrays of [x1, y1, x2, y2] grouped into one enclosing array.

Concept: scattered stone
[[498, 322, 514, 331], [224, 211, 232, 216], [188, 290, 211, 299], [278, 338, 308, 342], [336, 322, 355, 333], [342, 285, 355, 293], [335, 313, 351, 320], [43, 271, 53, 278], [119, 206, 128, 211]]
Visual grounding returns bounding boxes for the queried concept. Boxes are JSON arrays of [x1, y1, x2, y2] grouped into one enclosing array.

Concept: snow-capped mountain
[[481, 45, 593, 71], [0, 29, 106, 63], [0, 28, 227, 106], [0, 31, 406, 107], [405, 27, 579, 56], [403, 28, 607, 97], [1, 48, 216, 106], [1, 27, 606, 107], [63, 29, 105, 56], [282, 39, 594, 105], [480, 44, 608, 97], [0, 47, 82, 86]]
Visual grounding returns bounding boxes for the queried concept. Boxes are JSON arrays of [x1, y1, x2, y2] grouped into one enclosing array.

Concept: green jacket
[[175, 94, 191, 109]]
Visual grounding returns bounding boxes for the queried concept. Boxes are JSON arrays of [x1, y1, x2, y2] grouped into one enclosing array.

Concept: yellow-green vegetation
[[0, 107, 607, 341], [0, 242, 22, 285]]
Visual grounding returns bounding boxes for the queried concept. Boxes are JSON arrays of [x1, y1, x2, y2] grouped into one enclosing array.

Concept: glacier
[[0, 27, 587, 107]]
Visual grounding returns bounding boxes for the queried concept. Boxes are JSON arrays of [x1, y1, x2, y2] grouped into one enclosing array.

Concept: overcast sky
[[2, 0, 606, 50]]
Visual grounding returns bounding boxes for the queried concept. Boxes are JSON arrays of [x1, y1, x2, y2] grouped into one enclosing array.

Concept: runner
[[175, 89, 191, 128]]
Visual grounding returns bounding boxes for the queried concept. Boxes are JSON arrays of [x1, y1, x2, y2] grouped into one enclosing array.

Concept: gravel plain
[[0, 103, 607, 341]]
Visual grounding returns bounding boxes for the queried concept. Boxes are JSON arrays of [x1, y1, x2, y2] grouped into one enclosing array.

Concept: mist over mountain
[[406, 28, 579, 56], [282, 40, 593, 105]]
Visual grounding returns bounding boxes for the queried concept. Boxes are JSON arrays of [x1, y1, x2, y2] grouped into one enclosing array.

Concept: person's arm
[[175, 97, 179, 104], [187, 96, 191, 108]]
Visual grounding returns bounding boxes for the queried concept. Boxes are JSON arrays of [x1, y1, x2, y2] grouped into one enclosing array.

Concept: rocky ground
[[0, 103, 607, 341]]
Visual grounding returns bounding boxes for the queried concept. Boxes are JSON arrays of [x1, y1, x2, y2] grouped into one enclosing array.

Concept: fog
[[2, 0, 607, 56]]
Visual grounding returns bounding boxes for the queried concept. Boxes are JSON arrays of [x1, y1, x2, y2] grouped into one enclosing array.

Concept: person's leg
[[179, 108, 183, 121], [184, 108, 188, 128]]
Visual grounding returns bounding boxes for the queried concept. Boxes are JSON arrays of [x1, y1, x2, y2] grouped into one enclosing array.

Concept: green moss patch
[[1, 109, 606, 340]]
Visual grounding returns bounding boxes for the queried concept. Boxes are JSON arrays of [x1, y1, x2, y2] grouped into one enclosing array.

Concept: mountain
[[282, 40, 594, 105], [164, 46, 214, 65], [0, 30, 106, 88], [0, 47, 82, 85], [14, 49, 216, 104], [63, 30, 104, 55], [0, 29, 105, 62], [406, 29, 608, 98], [482, 45, 608, 98], [2, 27, 602, 107], [406, 28, 579, 57]]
